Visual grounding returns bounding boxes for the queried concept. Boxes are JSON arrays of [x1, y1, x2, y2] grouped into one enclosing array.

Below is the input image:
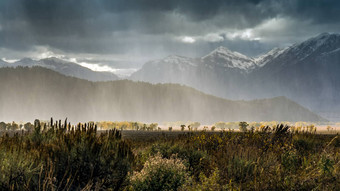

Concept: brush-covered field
[[0, 119, 340, 190]]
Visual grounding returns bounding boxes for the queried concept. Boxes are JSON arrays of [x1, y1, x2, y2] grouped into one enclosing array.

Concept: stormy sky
[[0, 0, 340, 72]]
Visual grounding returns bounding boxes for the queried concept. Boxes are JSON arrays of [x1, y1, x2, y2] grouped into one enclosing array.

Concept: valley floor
[[1, 121, 340, 190]]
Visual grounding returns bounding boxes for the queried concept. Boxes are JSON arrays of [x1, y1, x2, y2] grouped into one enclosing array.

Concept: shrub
[[129, 153, 188, 191], [293, 136, 317, 154], [148, 143, 211, 179], [227, 157, 256, 183], [182, 168, 226, 191]]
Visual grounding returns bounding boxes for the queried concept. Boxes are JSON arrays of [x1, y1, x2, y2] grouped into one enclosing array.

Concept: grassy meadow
[[0, 119, 339, 190]]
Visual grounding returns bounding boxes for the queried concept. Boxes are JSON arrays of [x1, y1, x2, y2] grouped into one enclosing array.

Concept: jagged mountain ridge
[[130, 33, 340, 120], [0, 57, 119, 81], [130, 46, 256, 98], [131, 44, 285, 81]]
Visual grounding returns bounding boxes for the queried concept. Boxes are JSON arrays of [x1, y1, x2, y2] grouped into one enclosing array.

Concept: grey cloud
[[0, 0, 339, 64], [275, 0, 340, 24]]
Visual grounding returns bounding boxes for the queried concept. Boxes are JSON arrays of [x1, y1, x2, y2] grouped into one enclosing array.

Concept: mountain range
[[1, 33, 339, 121], [0, 57, 119, 81], [0, 67, 324, 123], [130, 33, 340, 121]]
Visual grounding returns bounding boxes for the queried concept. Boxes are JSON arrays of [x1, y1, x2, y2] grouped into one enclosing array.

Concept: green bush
[[293, 136, 317, 154], [281, 151, 300, 173], [182, 168, 227, 191], [148, 143, 211, 179], [227, 157, 256, 183]]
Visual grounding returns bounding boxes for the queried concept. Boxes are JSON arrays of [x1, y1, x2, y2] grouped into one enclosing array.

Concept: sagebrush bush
[[148, 143, 211, 179], [129, 153, 188, 191]]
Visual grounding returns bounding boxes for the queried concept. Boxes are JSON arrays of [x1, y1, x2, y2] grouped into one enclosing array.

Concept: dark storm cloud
[[0, 0, 271, 37], [277, 0, 340, 24], [0, 0, 339, 62]]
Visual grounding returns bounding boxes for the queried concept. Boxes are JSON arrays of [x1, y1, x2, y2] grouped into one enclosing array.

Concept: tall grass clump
[[0, 119, 134, 190]]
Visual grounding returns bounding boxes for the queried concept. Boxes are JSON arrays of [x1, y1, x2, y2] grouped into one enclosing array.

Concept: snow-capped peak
[[163, 55, 191, 62], [15, 58, 36, 66], [151, 55, 198, 67], [294, 33, 337, 49], [288, 33, 340, 61], [40, 57, 72, 64], [202, 46, 256, 70], [203, 46, 250, 60]]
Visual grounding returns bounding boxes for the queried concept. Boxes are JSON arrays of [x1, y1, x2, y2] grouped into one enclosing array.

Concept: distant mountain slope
[[130, 55, 201, 83], [0, 57, 119, 81], [130, 33, 340, 120], [250, 33, 340, 116], [130, 47, 250, 99], [0, 59, 10, 67], [0, 67, 325, 123], [254, 47, 288, 67]]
